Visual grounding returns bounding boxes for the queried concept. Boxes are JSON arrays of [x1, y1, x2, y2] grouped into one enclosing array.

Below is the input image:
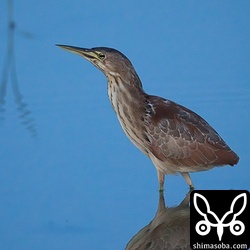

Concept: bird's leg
[[157, 170, 165, 192], [157, 190, 166, 214], [181, 172, 194, 190]]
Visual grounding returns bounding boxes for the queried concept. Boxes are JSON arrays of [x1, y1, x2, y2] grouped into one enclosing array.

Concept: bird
[[126, 191, 191, 249], [56, 44, 239, 191]]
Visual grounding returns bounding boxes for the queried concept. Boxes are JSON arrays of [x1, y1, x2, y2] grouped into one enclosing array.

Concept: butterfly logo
[[193, 193, 247, 241]]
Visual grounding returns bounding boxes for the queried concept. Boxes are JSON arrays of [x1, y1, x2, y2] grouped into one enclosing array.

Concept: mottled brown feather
[[145, 95, 239, 168]]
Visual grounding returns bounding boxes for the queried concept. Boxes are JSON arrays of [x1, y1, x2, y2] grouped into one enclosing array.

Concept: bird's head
[[57, 45, 141, 86]]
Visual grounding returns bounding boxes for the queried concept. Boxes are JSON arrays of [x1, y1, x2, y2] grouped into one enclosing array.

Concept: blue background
[[0, 1, 249, 249]]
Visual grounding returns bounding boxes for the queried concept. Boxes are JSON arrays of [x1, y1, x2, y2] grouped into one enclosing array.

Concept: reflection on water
[[126, 192, 191, 250], [0, 0, 37, 137]]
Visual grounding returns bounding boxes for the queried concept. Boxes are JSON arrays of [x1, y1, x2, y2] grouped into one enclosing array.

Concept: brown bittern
[[57, 45, 239, 190], [126, 191, 191, 249]]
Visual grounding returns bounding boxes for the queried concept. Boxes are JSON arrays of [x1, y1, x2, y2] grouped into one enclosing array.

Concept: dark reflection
[[126, 192, 191, 250], [0, 0, 37, 137]]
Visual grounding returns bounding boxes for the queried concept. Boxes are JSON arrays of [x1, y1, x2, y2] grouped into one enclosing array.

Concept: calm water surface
[[0, 1, 249, 249]]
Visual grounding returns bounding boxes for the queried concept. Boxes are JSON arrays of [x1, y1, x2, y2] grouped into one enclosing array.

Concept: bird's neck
[[106, 74, 148, 153], [107, 74, 145, 114]]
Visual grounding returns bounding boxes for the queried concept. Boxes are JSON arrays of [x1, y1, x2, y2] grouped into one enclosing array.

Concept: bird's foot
[[158, 186, 164, 193]]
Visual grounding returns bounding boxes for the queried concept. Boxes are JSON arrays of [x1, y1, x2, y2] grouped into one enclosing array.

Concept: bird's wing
[[144, 95, 238, 167]]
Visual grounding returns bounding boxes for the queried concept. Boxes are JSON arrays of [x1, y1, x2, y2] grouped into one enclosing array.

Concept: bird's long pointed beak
[[56, 44, 96, 59]]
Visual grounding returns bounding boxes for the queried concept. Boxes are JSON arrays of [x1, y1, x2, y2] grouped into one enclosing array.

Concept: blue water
[[0, 1, 249, 249]]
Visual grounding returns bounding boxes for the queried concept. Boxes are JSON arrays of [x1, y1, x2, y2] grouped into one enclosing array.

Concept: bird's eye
[[98, 53, 105, 60]]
